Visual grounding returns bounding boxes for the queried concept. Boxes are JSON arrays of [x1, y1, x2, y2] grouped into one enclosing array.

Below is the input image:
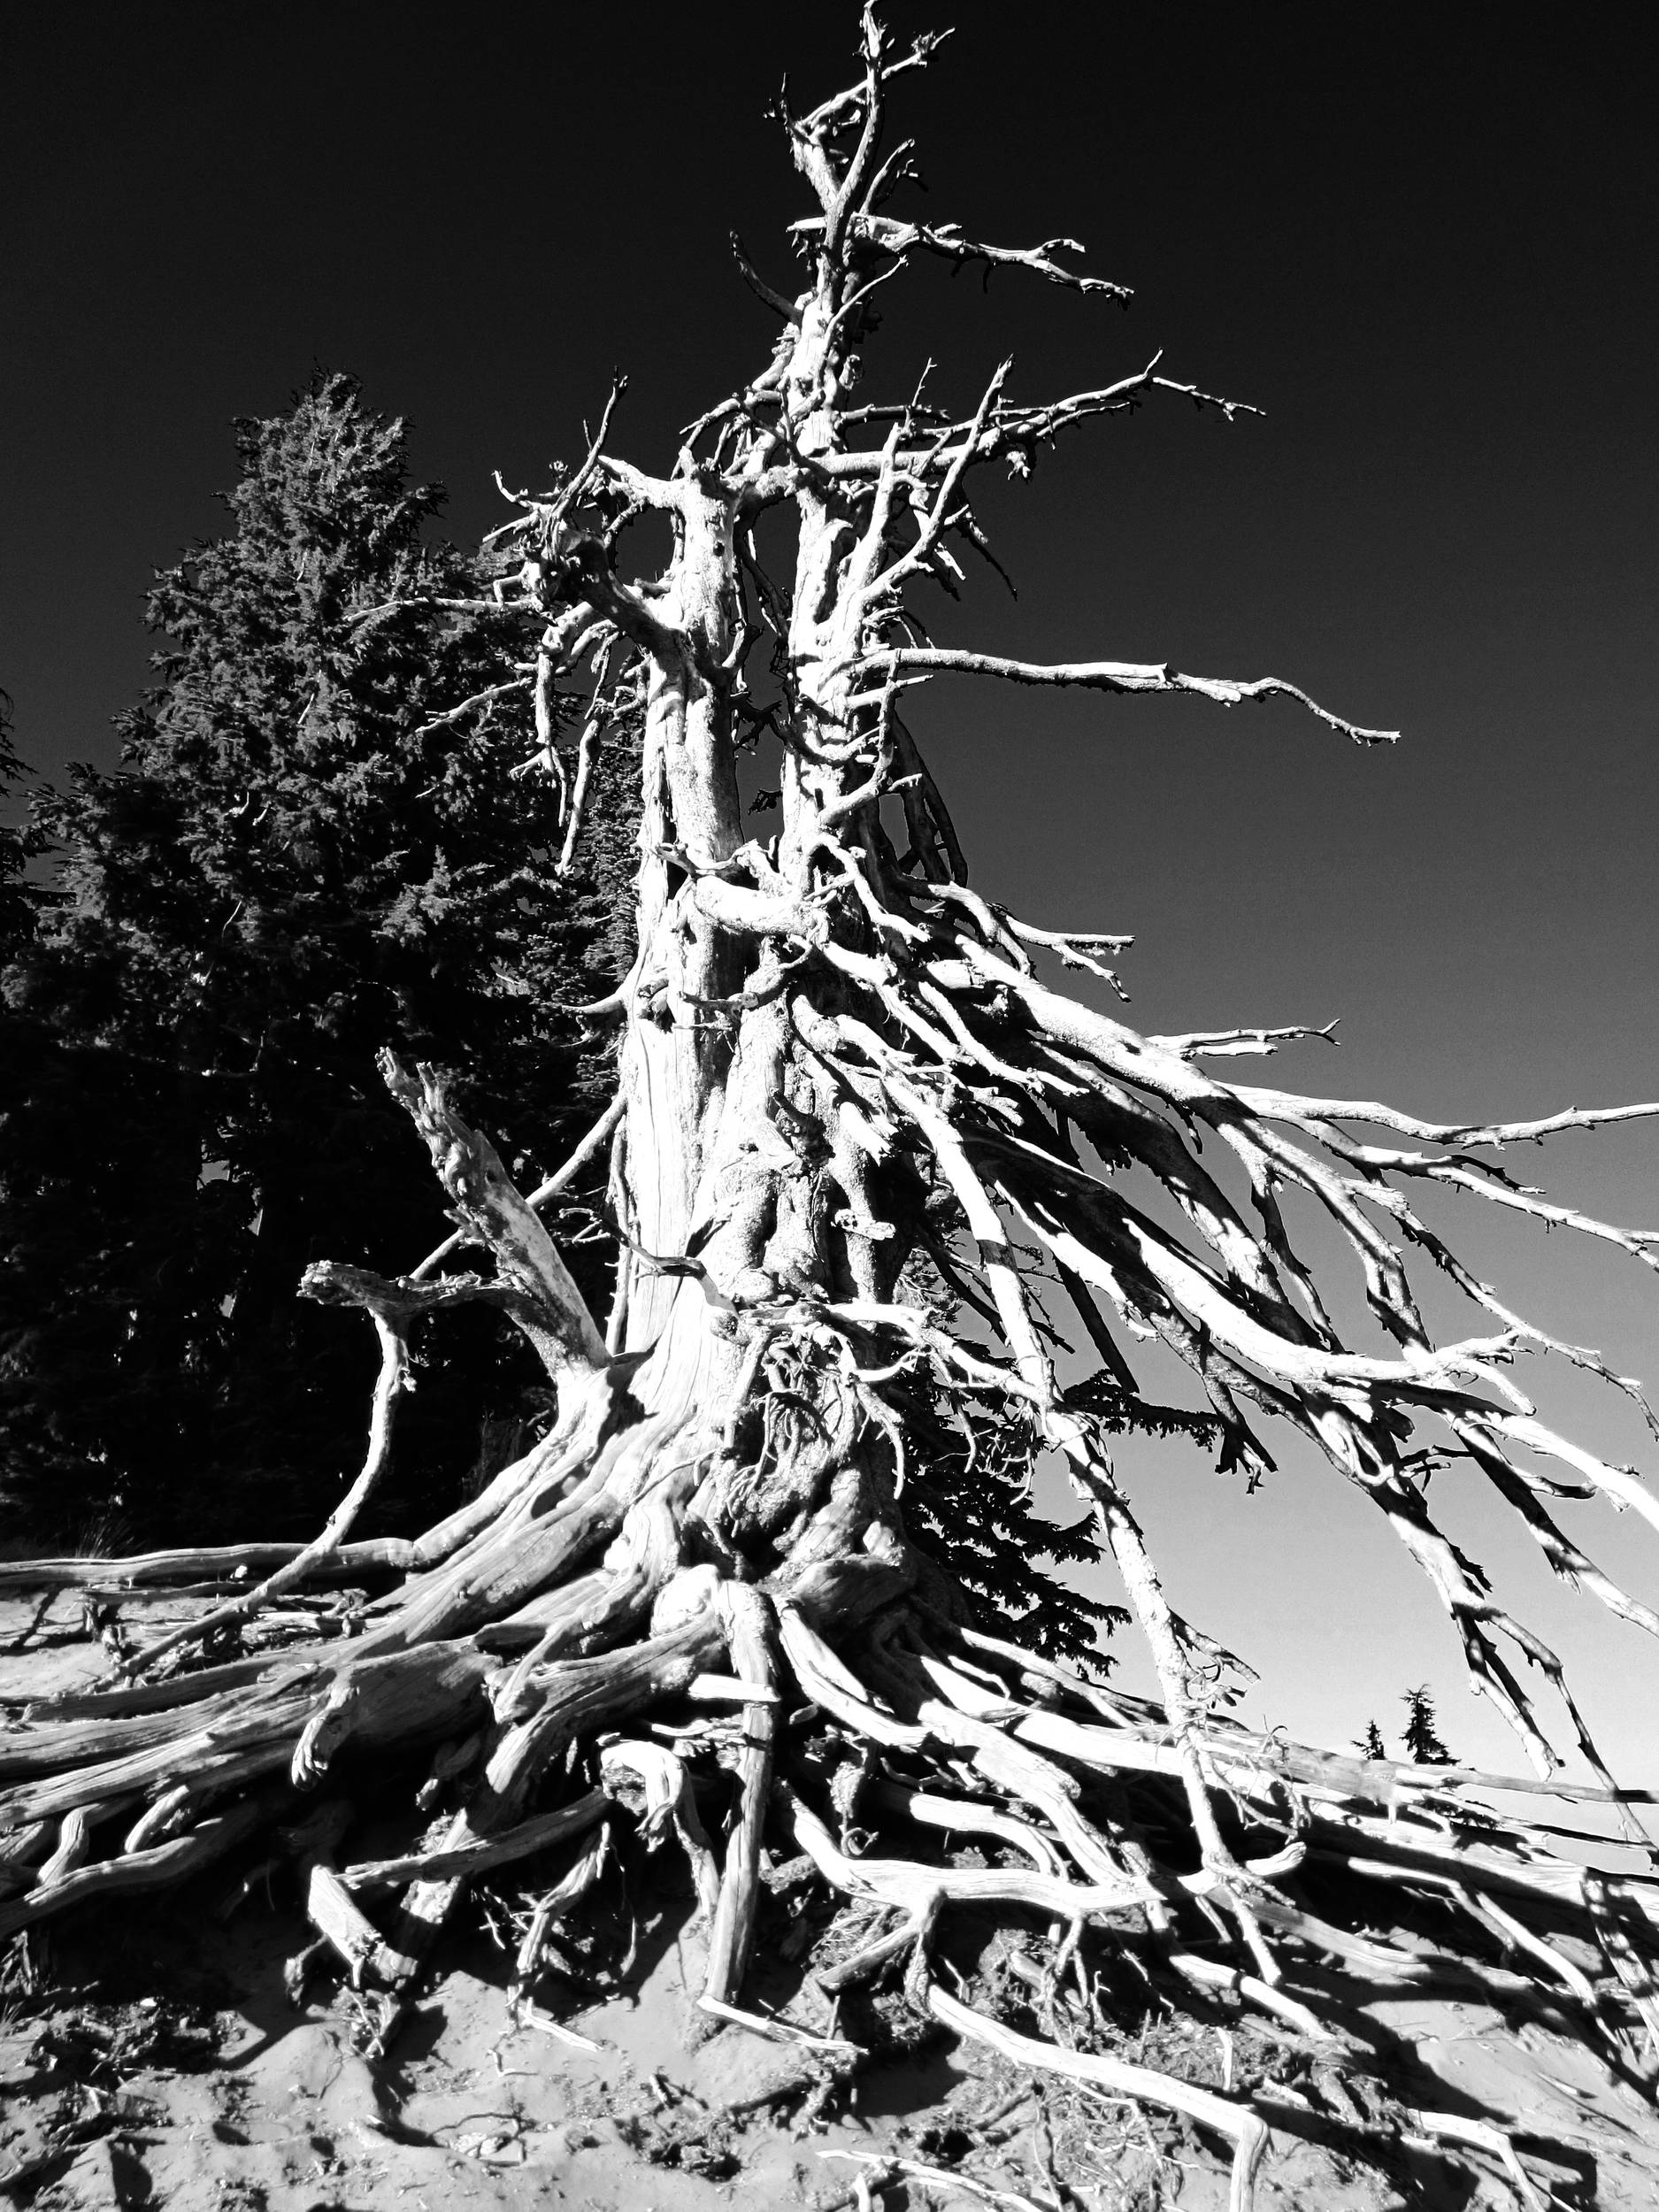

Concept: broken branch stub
[[379, 1051, 607, 1385]]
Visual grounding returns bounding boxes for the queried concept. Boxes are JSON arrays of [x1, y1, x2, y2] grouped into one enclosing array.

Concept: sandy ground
[[7, 1596, 1659, 2210]]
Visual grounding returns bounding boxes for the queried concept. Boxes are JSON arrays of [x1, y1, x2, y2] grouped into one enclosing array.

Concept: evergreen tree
[[899, 1363, 1229, 1665], [1356, 1719, 1387, 1760], [884, 1242, 1225, 1663], [897, 1375, 1128, 1663], [1, 376, 625, 1543], [1402, 1685, 1453, 1764]]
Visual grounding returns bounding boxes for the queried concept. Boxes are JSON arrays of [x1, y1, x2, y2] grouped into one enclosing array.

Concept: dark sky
[[5, 3, 1657, 1769]]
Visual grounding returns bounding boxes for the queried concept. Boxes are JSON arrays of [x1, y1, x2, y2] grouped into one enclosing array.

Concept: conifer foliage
[[1402, 1683, 1454, 1765], [1, 377, 619, 1542]]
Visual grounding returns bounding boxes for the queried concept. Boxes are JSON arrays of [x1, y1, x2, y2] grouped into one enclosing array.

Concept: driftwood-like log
[[700, 1585, 779, 2015], [282, 1801, 406, 1989], [0, 1796, 275, 1939], [338, 1789, 611, 1893]]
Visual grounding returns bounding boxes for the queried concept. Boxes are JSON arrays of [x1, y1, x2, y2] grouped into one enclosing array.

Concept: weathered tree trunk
[[7, 17, 1659, 2206]]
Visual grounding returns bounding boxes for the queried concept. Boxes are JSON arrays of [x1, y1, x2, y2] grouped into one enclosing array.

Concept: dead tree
[[6, 19, 1659, 2206]]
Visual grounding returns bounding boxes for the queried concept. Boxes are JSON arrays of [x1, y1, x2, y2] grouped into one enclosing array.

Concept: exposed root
[[926, 1985, 1269, 2212], [3, 1561, 1656, 2200]]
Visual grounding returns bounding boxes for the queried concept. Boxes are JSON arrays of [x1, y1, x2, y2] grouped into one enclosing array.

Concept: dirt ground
[[7, 1596, 1659, 2211]]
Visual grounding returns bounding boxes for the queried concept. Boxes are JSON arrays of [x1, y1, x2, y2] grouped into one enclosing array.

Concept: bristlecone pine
[[6, 19, 1659, 2208]]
